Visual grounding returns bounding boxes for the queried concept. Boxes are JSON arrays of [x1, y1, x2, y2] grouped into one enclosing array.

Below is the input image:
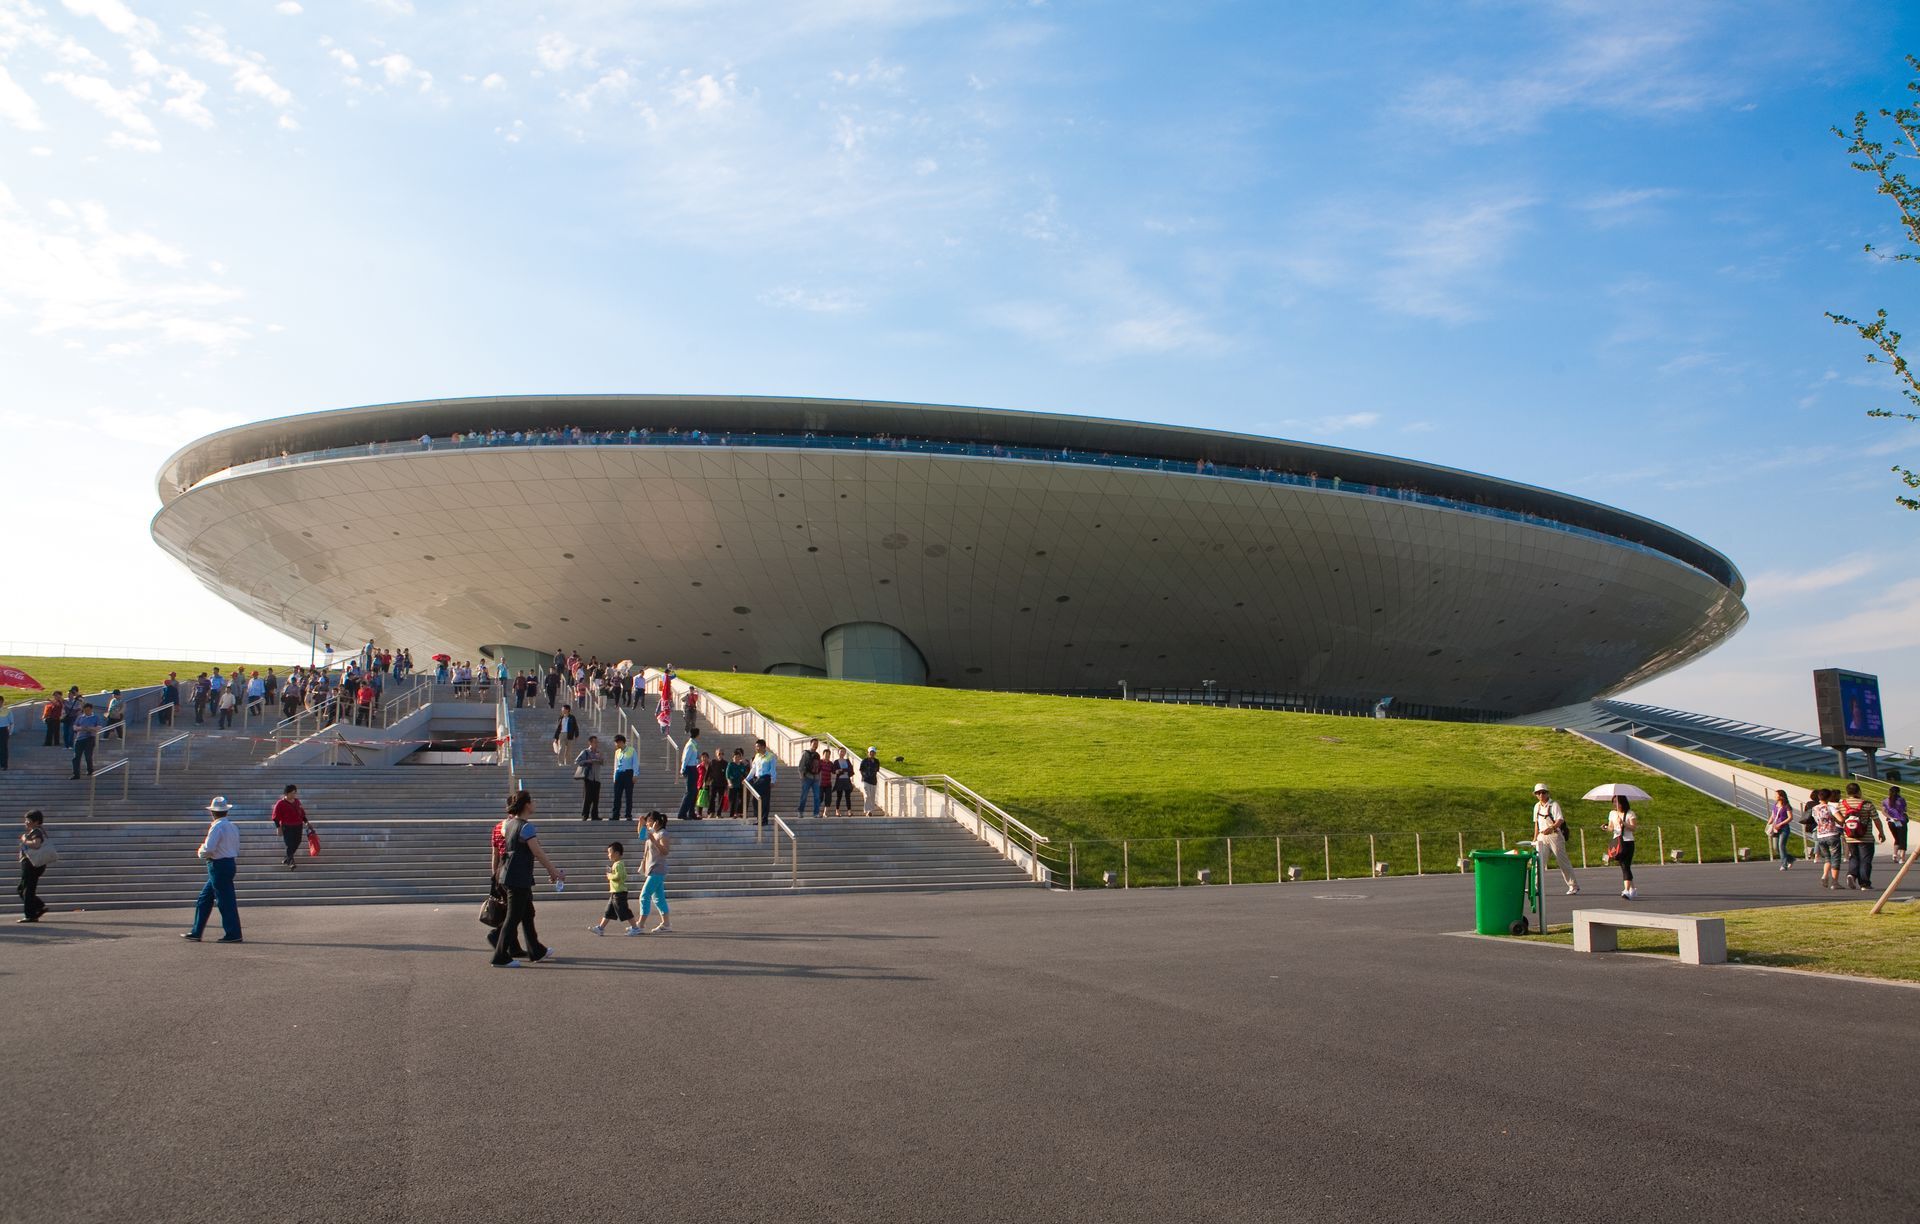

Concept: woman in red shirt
[[271, 784, 306, 869]]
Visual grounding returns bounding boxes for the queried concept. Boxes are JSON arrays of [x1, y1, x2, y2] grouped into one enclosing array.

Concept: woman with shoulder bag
[[1607, 795, 1637, 900], [18, 809, 53, 923], [491, 791, 564, 968]]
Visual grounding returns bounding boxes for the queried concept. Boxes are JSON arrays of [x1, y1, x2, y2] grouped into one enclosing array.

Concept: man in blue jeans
[[675, 727, 703, 820], [183, 795, 243, 943], [611, 735, 637, 821], [69, 702, 101, 779], [797, 739, 822, 818]]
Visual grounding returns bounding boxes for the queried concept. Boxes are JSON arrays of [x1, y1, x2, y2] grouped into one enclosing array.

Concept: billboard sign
[[1812, 669, 1886, 749]]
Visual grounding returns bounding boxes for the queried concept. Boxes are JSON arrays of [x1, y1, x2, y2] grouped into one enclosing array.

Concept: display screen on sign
[[1812, 668, 1886, 749], [1839, 673, 1884, 742]]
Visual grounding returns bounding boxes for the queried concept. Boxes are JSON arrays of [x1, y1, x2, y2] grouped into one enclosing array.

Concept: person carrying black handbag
[[490, 791, 564, 968], [18, 810, 52, 923]]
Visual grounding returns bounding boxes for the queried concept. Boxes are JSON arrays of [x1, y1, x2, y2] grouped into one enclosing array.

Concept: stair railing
[[771, 814, 799, 888], [144, 703, 176, 739], [898, 774, 1054, 885], [87, 757, 131, 817], [154, 732, 191, 782]]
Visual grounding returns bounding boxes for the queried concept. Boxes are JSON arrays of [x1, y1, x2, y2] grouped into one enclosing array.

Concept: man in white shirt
[[184, 796, 243, 942], [1530, 783, 1579, 895], [749, 739, 779, 828], [676, 728, 703, 820]]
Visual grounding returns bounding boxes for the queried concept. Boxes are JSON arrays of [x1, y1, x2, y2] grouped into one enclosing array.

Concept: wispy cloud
[[0, 181, 253, 353], [760, 285, 864, 314]]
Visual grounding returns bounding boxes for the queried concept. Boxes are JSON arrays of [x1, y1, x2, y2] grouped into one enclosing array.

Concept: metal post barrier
[[1580, 829, 1588, 868], [1175, 839, 1182, 886], [1695, 825, 1704, 865], [1123, 840, 1130, 889], [1657, 827, 1666, 863], [1068, 842, 1076, 891], [1276, 836, 1283, 882], [1457, 831, 1466, 872], [1500, 830, 1508, 850], [1369, 834, 1376, 875], [1730, 823, 1738, 862], [1323, 835, 1331, 881], [1226, 836, 1233, 885], [1415, 833, 1422, 876]]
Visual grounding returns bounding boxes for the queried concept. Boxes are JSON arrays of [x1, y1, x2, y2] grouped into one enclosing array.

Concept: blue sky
[[2, 0, 1917, 746]]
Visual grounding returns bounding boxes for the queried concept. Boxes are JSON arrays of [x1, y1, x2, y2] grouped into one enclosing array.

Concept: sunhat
[[1532, 783, 1549, 793], [206, 796, 232, 813]]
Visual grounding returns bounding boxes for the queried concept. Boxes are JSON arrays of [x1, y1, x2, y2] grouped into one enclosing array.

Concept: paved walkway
[[1, 868, 1912, 1223]]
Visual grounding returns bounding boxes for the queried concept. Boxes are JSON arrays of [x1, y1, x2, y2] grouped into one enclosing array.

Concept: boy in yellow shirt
[[588, 841, 640, 936]]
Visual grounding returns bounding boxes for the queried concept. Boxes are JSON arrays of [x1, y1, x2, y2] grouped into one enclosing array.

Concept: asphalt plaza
[[1, 865, 1912, 1224]]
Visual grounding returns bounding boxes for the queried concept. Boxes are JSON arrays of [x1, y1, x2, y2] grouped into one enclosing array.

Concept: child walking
[[636, 811, 672, 933], [589, 841, 641, 936]]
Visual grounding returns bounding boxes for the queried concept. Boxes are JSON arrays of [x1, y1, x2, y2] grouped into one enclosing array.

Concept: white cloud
[[534, 32, 579, 72], [42, 70, 155, 133], [1747, 556, 1878, 601], [831, 59, 904, 88], [60, 0, 154, 40], [1275, 411, 1383, 436], [1369, 194, 1537, 323], [670, 70, 735, 112], [0, 65, 44, 131], [184, 24, 294, 110], [479, 71, 505, 90], [329, 48, 359, 73], [1396, 5, 1722, 141], [980, 259, 1225, 359], [760, 285, 863, 314], [106, 128, 158, 152], [563, 67, 629, 110], [371, 52, 432, 93], [129, 52, 214, 128], [0, 183, 251, 354], [275, 1, 302, 13]]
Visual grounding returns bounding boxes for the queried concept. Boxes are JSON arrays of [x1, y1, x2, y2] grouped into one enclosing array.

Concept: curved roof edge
[[155, 394, 1745, 596]]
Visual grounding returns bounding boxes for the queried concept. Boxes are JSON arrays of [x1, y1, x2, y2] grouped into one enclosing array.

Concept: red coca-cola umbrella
[[431, 653, 452, 663], [0, 665, 45, 690]]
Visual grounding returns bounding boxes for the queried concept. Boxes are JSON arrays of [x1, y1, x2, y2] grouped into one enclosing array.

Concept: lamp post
[[303, 619, 329, 670], [1118, 680, 1128, 701], [1202, 679, 1217, 706]]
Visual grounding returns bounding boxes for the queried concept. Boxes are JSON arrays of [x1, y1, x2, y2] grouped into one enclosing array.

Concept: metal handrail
[[99, 720, 128, 754], [771, 814, 798, 888], [88, 757, 131, 817], [902, 773, 1054, 884], [155, 732, 191, 782], [144, 703, 176, 738], [498, 696, 524, 795]]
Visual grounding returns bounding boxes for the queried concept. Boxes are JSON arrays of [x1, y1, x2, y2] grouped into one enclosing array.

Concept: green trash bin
[[1471, 849, 1537, 935]]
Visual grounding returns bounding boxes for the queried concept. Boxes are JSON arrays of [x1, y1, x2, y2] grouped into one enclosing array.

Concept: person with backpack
[[1811, 790, 1845, 889], [1766, 789, 1797, 869], [797, 739, 823, 817], [1529, 784, 1579, 895], [490, 790, 564, 967], [41, 692, 64, 747], [681, 687, 700, 735], [1837, 782, 1887, 891]]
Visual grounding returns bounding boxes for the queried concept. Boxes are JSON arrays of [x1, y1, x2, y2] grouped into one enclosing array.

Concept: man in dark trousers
[[553, 705, 579, 762], [544, 669, 561, 709], [271, 784, 307, 869]]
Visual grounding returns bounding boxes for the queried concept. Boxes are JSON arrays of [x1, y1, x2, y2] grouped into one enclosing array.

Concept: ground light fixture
[[1195, 868, 1211, 884], [1286, 865, 1303, 881]]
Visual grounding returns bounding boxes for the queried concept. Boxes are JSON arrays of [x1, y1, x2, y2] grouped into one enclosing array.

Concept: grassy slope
[[1524, 901, 1920, 983], [0, 655, 291, 706], [685, 671, 1762, 880]]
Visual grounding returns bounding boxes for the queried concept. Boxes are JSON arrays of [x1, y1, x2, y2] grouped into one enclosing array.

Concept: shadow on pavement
[[541, 956, 925, 980]]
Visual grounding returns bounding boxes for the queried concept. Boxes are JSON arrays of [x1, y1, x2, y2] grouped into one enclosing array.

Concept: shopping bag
[[306, 825, 322, 857]]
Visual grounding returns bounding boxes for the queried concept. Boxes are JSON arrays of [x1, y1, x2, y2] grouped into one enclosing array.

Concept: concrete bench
[[1571, 909, 1727, 965]]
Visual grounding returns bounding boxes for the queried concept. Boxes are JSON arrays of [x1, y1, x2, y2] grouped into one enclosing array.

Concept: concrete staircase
[[4, 700, 1036, 911]]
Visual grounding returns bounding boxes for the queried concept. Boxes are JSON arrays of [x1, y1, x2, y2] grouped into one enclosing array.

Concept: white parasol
[[1581, 783, 1651, 802]]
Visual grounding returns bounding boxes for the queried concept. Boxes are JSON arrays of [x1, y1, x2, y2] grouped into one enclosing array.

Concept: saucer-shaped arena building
[[153, 395, 1747, 719]]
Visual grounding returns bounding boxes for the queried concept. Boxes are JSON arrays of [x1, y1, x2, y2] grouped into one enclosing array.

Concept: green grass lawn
[[0, 654, 295, 707], [684, 671, 1772, 884], [1522, 900, 1920, 983]]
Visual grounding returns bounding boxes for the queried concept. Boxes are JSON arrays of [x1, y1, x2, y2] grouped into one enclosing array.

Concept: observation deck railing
[[184, 430, 1735, 588]]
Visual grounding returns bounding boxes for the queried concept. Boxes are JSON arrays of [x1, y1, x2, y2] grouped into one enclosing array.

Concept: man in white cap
[[184, 796, 243, 943], [1530, 783, 1579, 895]]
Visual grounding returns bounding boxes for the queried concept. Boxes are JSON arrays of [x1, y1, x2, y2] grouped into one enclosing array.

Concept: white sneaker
[[493, 959, 520, 968], [625, 925, 645, 936], [589, 925, 604, 936], [1624, 888, 1636, 900], [653, 923, 672, 934], [1565, 883, 1579, 895]]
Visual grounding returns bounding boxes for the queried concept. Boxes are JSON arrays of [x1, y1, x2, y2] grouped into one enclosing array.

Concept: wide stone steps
[[22, 818, 1035, 910]]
